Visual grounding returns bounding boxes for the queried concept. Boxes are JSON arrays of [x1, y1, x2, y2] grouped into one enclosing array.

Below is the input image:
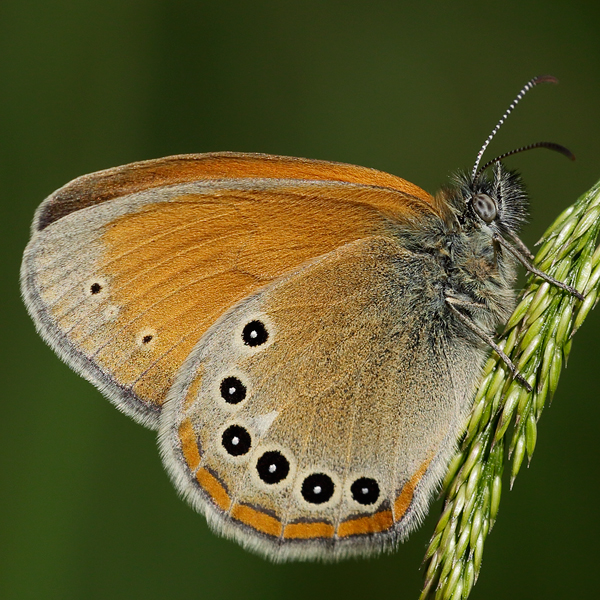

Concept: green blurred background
[[1, 1, 599, 599]]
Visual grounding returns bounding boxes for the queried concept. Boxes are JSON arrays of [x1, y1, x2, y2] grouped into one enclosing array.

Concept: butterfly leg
[[493, 233, 584, 300], [445, 297, 532, 392], [505, 231, 535, 260]]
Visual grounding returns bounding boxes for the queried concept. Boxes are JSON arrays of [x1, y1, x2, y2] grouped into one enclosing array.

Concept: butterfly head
[[443, 162, 528, 239], [442, 75, 574, 238]]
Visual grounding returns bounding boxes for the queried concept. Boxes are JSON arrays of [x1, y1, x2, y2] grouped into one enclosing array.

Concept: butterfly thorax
[[404, 162, 529, 333]]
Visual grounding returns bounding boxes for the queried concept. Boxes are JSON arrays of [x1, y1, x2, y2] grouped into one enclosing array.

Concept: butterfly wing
[[21, 153, 438, 428], [159, 234, 486, 561]]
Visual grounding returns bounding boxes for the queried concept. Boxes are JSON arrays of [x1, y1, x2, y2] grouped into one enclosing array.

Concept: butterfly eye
[[220, 376, 247, 404], [221, 425, 252, 456], [256, 451, 290, 484], [242, 320, 269, 346], [301, 473, 335, 504], [472, 193, 498, 223], [350, 477, 380, 505]]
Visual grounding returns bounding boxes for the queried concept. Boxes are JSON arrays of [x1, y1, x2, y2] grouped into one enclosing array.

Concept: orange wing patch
[[231, 503, 283, 538], [178, 418, 202, 472], [283, 520, 335, 540], [89, 182, 432, 412], [337, 509, 395, 537], [36, 152, 435, 230], [196, 468, 231, 512], [183, 367, 204, 412], [393, 459, 432, 521]]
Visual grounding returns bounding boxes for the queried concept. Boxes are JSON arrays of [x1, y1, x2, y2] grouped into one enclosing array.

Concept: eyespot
[[220, 377, 246, 404], [85, 277, 108, 298], [242, 320, 268, 347], [221, 425, 252, 456], [350, 477, 380, 505], [256, 451, 290, 484], [301, 473, 335, 504], [136, 328, 157, 350], [472, 193, 498, 223]]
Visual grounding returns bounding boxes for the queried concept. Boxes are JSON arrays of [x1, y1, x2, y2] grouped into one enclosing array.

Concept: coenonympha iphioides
[[21, 75, 581, 561]]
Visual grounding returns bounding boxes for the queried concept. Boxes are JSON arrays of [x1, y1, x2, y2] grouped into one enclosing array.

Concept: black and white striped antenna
[[471, 75, 560, 180]]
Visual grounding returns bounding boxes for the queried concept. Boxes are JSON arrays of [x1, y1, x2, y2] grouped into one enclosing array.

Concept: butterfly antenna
[[471, 75, 559, 180], [476, 141, 575, 178]]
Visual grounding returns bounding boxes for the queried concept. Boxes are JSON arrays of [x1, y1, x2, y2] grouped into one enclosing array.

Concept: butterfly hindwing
[[160, 235, 486, 561]]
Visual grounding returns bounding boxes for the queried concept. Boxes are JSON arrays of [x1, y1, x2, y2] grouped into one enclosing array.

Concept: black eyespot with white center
[[142, 334, 153, 344], [220, 377, 246, 404], [256, 451, 290, 484], [242, 320, 268, 347], [221, 425, 251, 456], [301, 473, 335, 504], [472, 193, 498, 223], [350, 477, 380, 505]]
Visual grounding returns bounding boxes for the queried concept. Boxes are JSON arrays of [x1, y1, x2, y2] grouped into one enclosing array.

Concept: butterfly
[[20, 75, 579, 561]]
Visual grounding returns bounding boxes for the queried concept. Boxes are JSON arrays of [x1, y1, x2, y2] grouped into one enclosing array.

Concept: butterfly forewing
[[21, 153, 437, 428]]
